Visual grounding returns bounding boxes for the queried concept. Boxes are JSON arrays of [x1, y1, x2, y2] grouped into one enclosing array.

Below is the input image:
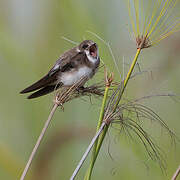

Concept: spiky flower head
[[128, 0, 180, 49]]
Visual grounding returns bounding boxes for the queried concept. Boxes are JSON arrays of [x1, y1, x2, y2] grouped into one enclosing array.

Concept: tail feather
[[27, 84, 61, 99], [20, 74, 57, 94]]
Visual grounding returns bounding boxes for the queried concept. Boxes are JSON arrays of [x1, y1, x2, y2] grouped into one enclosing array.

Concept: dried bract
[[54, 78, 105, 108]]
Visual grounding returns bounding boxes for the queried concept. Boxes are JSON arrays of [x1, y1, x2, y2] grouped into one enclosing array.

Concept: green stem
[[84, 85, 110, 180], [95, 87, 110, 131], [85, 48, 141, 180], [93, 125, 109, 164], [113, 48, 141, 111]]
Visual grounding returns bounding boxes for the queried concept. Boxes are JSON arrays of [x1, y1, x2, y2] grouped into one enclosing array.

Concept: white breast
[[59, 66, 93, 86]]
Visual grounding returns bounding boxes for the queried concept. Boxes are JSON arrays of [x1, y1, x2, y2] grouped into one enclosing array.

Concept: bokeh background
[[0, 0, 179, 180]]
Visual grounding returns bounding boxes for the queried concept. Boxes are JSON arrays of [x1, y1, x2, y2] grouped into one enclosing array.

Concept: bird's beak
[[89, 43, 98, 58]]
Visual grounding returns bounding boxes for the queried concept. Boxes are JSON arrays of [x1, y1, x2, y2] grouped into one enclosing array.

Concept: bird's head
[[78, 40, 99, 62]]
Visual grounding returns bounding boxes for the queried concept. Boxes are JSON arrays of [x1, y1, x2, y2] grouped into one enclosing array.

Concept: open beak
[[89, 43, 98, 58]]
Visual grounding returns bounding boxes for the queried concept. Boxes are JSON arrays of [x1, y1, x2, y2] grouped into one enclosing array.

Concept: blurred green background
[[0, 0, 179, 180]]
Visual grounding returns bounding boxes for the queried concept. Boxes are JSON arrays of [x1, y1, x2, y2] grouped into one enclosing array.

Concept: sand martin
[[20, 40, 100, 99]]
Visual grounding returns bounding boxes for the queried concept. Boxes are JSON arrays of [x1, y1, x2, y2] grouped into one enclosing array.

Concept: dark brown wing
[[20, 47, 84, 94], [20, 73, 57, 94], [27, 83, 62, 99], [48, 47, 83, 75]]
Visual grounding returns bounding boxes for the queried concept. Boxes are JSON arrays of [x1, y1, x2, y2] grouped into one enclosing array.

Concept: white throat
[[85, 49, 98, 64]]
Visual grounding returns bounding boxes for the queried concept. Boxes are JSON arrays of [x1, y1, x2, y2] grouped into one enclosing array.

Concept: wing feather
[[27, 84, 62, 99], [20, 47, 84, 95], [20, 74, 57, 94]]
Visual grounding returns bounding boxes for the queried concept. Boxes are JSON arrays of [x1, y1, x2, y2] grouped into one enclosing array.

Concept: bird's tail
[[27, 84, 62, 99]]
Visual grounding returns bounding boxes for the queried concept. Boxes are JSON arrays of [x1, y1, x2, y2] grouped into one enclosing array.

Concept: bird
[[20, 40, 100, 99]]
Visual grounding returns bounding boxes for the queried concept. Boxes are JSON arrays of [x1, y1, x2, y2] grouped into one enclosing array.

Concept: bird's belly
[[59, 66, 93, 86]]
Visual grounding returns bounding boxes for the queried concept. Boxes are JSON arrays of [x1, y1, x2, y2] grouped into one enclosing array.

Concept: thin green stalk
[[91, 86, 110, 161], [113, 48, 141, 111], [95, 86, 110, 132], [84, 80, 110, 180], [85, 48, 141, 180], [90, 125, 109, 168]]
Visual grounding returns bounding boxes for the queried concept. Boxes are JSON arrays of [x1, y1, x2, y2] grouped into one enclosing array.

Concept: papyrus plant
[[83, 0, 180, 179]]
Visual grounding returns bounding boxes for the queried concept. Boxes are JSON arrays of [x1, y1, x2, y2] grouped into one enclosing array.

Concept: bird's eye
[[82, 44, 88, 49]]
